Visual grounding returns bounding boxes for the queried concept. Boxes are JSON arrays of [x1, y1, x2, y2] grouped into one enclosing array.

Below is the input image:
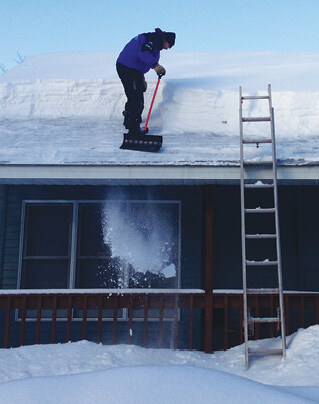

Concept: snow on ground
[[0, 325, 319, 403], [0, 51, 319, 165], [0, 366, 314, 404]]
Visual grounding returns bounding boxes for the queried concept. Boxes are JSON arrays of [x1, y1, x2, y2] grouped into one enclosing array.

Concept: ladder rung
[[246, 234, 277, 239], [241, 96, 270, 100], [244, 184, 274, 189], [248, 348, 283, 355], [247, 288, 280, 295], [243, 160, 273, 166], [249, 317, 280, 323], [246, 260, 278, 266], [242, 117, 271, 122], [243, 138, 272, 144], [245, 208, 275, 213]]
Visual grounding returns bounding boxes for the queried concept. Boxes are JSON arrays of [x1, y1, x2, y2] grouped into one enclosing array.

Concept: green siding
[[1, 186, 21, 289], [297, 186, 319, 291], [0, 185, 7, 285], [2, 184, 319, 292], [212, 185, 319, 292]]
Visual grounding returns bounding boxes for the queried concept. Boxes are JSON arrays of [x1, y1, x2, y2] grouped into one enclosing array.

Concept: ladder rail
[[268, 86, 286, 356], [239, 86, 249, 369]]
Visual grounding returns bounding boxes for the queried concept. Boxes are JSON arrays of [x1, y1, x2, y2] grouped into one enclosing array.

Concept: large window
[[20, 203, 73, 289], [19, 200, 180, 292]]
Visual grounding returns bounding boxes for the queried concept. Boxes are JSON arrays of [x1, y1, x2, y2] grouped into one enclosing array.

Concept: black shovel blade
[[120, 133, 163, 152]]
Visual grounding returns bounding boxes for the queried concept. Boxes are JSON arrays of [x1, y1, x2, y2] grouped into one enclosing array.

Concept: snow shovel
[[120, 76, 163, 152]]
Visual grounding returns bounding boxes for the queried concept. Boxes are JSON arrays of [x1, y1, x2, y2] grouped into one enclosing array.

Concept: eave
[[0, 164, 319, 185]]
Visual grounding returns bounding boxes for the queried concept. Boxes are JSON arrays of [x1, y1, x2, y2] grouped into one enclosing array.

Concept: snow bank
[[1, 78, 318, 141], [2, 325, 319, 386], [0, 79, 127, 118], [0, 51, 319, 165], [1, 326, 319, 402], [0, 366, 312, 404], [2, 51, 319, 125]]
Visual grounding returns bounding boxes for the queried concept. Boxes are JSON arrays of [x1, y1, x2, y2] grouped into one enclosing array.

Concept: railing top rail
[[0, 288, 206, 296], [0, 289, 318, 296], [212, 289, 319, 295]]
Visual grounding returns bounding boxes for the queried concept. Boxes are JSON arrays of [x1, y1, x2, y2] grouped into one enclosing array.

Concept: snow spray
[[101, 198, 177, 282]]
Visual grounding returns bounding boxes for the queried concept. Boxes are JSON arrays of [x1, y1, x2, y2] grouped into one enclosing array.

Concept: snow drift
[[0, 51, 319, 165], [1, 326, 319, 403], [0, 366, 311, 404]]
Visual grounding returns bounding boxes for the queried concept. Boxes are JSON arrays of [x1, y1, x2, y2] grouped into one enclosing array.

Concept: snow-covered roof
[[1, 51, 319, 183]]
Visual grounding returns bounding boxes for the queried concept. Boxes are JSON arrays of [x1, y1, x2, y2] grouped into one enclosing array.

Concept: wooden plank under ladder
[[239, 84, 286, 370]]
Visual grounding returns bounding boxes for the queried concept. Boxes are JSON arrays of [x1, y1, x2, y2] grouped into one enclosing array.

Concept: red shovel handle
[[144, 76, 162, 131]]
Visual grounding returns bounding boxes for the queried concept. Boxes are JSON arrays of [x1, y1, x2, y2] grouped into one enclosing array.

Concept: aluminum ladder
[[239, 84, 286, 369]]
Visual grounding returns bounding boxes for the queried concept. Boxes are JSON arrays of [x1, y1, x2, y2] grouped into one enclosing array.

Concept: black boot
[[128, 126, 149, 136]]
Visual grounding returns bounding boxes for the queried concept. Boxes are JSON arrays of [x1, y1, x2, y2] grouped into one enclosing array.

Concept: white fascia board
[[0, 164, 319, 184]]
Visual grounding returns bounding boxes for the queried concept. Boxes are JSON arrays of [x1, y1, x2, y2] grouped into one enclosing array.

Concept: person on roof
[[116, 28, 176, 136]]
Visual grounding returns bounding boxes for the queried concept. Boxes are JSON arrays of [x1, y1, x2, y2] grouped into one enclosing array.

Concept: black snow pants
[[116, 62, 146, 131]]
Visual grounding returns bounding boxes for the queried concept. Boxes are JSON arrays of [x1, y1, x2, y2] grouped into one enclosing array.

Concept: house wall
[[0, 185, 7, 286], [212, 185, 319, 292], [1, 184, 203, 290], [1, 183, 319, 350], [210, 184, 319, 348], [0, 184, 203, 349]]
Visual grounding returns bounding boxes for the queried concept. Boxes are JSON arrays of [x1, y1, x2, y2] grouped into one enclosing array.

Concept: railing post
[[159, 296, 164, 348], [270, 295, 274, 338], [143, 295, 148, 347], [4, 295, 11, 348], [189, 295, 194, 351], [254, 295, 259, 340], [285, 295, 290, 336], [300, 295, 305, 328], [239, 295, 244, 344], [20, 295, 27, 347], [97, 295, 103, 344], [112, 295, 118, 344], [82, 295, 88, 340], [128, 295, 133, 344], [66, 295, 72, 342], [35, 295, 42, 344], [224, 295, 228, 351], [51, 295, 57, 344], [173, 294, 179, 350], [204, 185, 214, 353]]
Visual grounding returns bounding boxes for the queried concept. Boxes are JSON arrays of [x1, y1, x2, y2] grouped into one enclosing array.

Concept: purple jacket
[[117, 34, 160, 75]]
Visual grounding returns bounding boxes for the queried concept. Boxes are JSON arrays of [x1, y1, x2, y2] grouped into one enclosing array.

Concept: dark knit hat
[[164, 32, 176, 48]]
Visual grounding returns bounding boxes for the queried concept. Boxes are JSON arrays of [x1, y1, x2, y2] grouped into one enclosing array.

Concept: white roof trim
[[0, 164, 318, 185]]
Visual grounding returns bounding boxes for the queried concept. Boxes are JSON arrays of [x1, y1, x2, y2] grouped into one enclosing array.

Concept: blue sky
[[1, 0, 319, 71]]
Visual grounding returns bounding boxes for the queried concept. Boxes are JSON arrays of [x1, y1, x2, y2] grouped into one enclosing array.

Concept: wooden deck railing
[[0, 289, 318, 351], [212, 291, 319, 351], [0, 289, 205, 350]]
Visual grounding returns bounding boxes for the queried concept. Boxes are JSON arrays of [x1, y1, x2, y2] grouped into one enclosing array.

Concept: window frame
[[17, 199, 182, 322]]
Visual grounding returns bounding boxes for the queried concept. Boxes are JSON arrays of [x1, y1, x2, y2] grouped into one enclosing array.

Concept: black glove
[[154, 64, 166, 76]]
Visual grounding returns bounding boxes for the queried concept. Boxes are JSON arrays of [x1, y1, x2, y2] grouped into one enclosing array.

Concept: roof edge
[[0, 165, 318, 185]]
